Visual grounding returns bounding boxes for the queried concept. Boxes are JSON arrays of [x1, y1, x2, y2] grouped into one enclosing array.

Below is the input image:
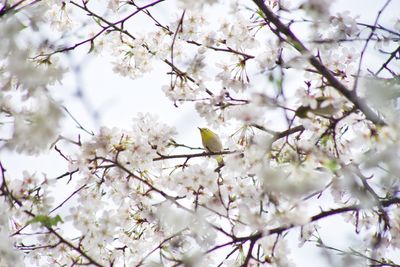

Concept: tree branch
[[252, 0, 386, 126]]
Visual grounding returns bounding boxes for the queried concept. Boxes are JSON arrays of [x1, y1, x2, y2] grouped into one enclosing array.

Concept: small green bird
[[198, 127, 224, 166]]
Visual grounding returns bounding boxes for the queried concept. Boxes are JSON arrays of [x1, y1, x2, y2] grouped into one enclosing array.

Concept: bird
[[198, 127, 224, 166]]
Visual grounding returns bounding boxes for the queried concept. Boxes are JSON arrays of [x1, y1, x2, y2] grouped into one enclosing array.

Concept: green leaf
[[289, 38, 303, 51], [28, 214, 64, 228], [325, 159, 339, 172], [320, 135, 330, 146], [88, 40, 95, 54]]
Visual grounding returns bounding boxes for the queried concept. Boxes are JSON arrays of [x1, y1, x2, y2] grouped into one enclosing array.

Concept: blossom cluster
[[0, 2, 65, 155]]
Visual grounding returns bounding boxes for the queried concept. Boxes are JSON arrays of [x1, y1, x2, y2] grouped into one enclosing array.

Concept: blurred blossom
[[6, 94, 62, 154], [301, 0, 332, 19], [276, 204, 311, 226], [107, 0, 121, 12], [0, 6, 66, 155], [256, 51, 277, 70], [390, 208, 400, 248], [395, 18, 400, 31], [177, 0, 218, 9], [226, 103, 264, 125], [0, 231, 24, 267], [0, 192, 27, 266], [361, 78, 400, 114], [260, 164, 328, 199]]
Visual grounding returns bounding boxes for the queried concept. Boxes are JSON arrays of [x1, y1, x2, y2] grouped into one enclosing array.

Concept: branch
[[252, 0, 386, 126], [98, 157, 195, 214], [49, 184, 87, 214], [0, 161, 104, 267], [241, 238, 257, 267], [135, 230, 185, 267], [70, 0, 214, 97], [0, 0, 39, 17], [234, 197, 400, 251], [352, 0, 392, 91], [153, 150, 237, 161], [375, 45, 400, 76]]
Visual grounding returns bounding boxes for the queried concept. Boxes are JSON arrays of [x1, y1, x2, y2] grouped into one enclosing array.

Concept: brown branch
[[45, 226, 104, 267], [97, 156, 194, 214], [241, 238, 257, 267], [0, 161, 104, 267], [352, 0, 392, 92], [227, 196, 400, 257], [250, 123, 305, 142], [153, 150, 237, 161], [163, 59, 214, 96], [135, 230, 185, 267], [109, 0, 166, 28], [252, 0, 386, 126], [187, 40, 255, 60], [311, 37, 400, 44], [273, 125, 305, 140], [35, 27, 107, 58], [54, 169, 79, 180], [35, 1, 164, 59], [69, 0, 165, 41], [70, 1, 214, 97], [0, 0, 40, 17], [357, 22, 400, 37], [169, 10, 186, 92], [49, 184, 87, 214], [375, 45, 400, 76]]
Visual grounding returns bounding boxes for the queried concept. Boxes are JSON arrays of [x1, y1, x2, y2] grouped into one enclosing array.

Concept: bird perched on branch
[[198, 127, 224, 166]]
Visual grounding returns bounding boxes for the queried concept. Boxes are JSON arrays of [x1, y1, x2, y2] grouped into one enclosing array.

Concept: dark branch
[[252, 0, 386, 126]]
